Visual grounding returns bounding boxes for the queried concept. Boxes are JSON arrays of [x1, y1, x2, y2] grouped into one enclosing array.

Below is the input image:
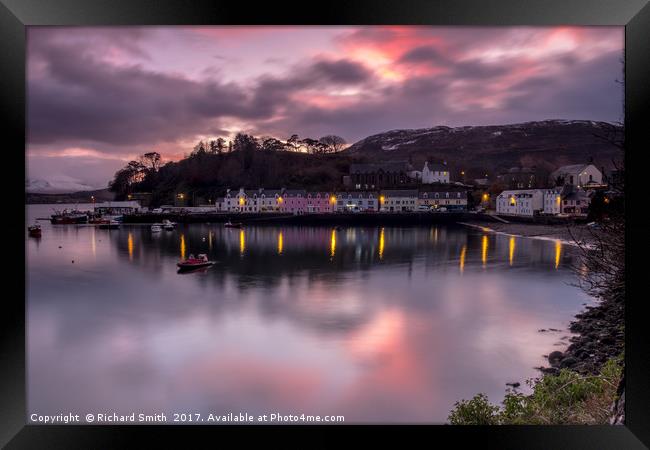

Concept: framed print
[[2, 0, 649, 447]]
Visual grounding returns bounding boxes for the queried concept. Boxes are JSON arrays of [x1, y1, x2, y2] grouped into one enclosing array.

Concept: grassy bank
[[448, 355, 623, 425]]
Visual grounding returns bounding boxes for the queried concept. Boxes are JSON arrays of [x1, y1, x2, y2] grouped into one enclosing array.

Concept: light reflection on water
[[26, 204, 591, 424]]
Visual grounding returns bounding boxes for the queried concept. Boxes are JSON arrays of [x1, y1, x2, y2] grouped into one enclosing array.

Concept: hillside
[[102, 120, 622, 205], [345, 120, 622, 177]]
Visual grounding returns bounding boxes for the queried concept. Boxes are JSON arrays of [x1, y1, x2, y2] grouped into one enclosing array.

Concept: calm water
[[27, 204, 591, 424]]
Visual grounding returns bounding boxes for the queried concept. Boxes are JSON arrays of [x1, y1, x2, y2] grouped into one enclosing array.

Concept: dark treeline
[[109, 133, 356, 205]]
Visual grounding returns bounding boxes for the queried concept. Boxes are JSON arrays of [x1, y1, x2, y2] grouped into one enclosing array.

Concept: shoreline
[[459, 221, 622, 378], [538, 293, 624, 376], [457, 221, 594, 247]]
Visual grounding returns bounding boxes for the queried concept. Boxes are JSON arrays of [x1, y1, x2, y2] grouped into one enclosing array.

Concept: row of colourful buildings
[[215, 186, 469, 214]]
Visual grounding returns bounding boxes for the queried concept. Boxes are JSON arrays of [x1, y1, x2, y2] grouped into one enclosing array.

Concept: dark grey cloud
[[308, 59, 372, 84], [399, 46, 448, 64], [504, 50, 624, 122], [28, 33, 374, 148]]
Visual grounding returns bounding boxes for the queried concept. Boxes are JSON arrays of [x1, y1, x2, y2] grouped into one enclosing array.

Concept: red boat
[[89, 217, 110, 225], [177, 253, 214, 270]]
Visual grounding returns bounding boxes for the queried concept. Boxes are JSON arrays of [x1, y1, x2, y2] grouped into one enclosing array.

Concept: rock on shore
[[538, 295, 624, 375]]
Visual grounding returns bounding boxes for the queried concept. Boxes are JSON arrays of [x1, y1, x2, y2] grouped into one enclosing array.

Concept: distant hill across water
[[26, 188, 114, 204]]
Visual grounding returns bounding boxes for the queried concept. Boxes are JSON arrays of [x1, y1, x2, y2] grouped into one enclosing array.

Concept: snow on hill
[[26, 176, 99, 194], [344, 120, 622, 172]]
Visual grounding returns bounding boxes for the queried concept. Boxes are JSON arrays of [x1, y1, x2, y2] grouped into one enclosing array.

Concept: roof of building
[[380, 189, 419, 197], [282, 189, 307, 196], [336, 191, 378, 198], [551, 164, 598, 176], [261, 189, 283, 196], [498, 189, 544, 197], [563, 190, 589, 201], [418, 191, 466, 199], [349, 161, 412, 174], [425, 161, 448, 171], [419, 184, 469, 193]]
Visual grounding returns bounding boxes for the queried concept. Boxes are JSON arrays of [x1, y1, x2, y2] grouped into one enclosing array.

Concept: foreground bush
[[448, 357, 623, 425]]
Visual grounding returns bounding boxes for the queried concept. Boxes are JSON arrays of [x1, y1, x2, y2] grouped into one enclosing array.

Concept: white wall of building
[[421, 162, 450, 184], [543, 189, 563, 215], [496, 190, 544, 216]]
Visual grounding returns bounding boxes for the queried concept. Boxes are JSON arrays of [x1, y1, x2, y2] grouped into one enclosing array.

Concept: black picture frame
[[2, 0, 649, 447]]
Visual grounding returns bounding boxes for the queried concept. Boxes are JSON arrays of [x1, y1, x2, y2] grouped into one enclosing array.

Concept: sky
[[26, 26, 623, 190]]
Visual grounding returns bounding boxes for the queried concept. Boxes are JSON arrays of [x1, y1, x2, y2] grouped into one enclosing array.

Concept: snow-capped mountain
[[26, 176, 99, 194], [345, 120, 622, 172]]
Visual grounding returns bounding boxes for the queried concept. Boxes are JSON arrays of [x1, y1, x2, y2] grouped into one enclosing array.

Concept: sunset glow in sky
[[27, 26, 623, 189]]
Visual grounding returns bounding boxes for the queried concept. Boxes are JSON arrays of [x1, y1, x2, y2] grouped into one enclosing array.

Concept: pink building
[[280, 189, 307, 214], [306, 192, 335, 213]]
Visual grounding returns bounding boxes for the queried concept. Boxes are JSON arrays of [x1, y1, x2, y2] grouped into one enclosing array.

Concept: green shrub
[[448, 393, 500, 425], [447, 356, 623, 425]]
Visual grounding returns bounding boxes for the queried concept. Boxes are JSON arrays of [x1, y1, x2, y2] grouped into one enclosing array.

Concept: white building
[[550, 164, 603, 188], [496, 189, 545, 216], [380, 190, 418, 212], [410, 161, 450, 184], [543, 188, 563, 215], [222, 188, 283, 213], [94, 201, 141, 215], [334, 192, 378, 212]]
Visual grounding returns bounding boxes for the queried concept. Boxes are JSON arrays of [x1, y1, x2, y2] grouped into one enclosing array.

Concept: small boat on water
[[162, 219, 176, 230], [224, 220, 243, 228], [98, 221, 120, 230], [151, 225, 162, 233], [177, 253, 214, 270], [28, 224, 42, 237]]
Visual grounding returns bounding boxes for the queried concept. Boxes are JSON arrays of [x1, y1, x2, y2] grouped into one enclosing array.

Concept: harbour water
[[26, 204, 591, 423]]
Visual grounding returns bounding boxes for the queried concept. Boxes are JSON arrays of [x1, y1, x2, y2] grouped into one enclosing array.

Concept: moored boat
[[151, 225, 162, 233], [224, 220, 243, 228], [28, 224, 42, 237], [177, 253, 214, 270], [162, 219, 176, 230], [50, 209, 88, 224]]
